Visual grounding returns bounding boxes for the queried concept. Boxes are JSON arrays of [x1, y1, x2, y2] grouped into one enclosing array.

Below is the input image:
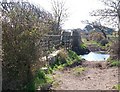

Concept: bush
[[79, 43, 90, 55], [68, 50, 81, 61], [89, 32, 105, 43], [26, 69, 54, 90], [110, 60, 120, 67], [107, 57, 120, 67], [2, 2, 55, 90], [48, 49, 81, 71], [110, 40, 119, 59], [57, 49, 68, 64]]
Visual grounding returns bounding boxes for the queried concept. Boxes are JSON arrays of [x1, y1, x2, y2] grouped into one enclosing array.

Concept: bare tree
[[82, 20, 107, 38], [89, 0, 119, 35], [90, 0, 120, 35], [51, 0, 68, 34], [90, 0, 120, 59]]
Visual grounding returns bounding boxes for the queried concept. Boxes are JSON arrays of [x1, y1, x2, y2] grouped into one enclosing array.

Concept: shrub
[[24, 68, 54, 91], [89, 32, 105, 43], [2, 2, 55, 90], [49, 50, 81, 71], [68, 50, 81, 61], [57, 49, 68, 64], [110, 40, 119, 59], [110, 60, 120, 67]]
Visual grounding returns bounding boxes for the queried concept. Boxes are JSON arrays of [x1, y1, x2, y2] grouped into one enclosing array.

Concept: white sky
[[28, 0, 105, 29]]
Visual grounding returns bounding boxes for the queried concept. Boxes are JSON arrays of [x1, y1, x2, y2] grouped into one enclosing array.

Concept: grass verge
[[24, 49, 82, 91], [112, 84, 120, 90]]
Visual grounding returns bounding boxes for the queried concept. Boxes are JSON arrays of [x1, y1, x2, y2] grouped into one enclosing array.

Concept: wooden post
[[0, 7, 2, 91]]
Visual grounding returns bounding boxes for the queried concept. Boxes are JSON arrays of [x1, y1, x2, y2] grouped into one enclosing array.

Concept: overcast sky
[[28, 0, 105, 29]]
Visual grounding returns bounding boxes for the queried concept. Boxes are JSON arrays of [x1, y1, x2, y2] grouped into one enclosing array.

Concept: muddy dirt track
[[52, 61, 119, 90]]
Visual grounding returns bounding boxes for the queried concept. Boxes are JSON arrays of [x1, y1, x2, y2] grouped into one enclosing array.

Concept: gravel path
[[52, 61, 119, 90]]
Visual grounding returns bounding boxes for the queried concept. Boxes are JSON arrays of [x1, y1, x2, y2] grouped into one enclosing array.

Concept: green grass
[[80, 43, 87, 49], [110, 60, 120, 67], [113, 84, 120, 90], [49, 50, 81, 70], [24, 50, 82, 91], [57, 65, 64, 70], [107, 58, 120, 67], [52, 80, 62, 88], [34, 69, 54, 89], [67, 50, 81, 61], [23, 68, 54, 91], [73, 67, 86, 75]]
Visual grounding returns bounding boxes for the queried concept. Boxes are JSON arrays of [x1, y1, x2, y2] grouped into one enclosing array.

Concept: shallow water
[[81, 52, 110, 61]]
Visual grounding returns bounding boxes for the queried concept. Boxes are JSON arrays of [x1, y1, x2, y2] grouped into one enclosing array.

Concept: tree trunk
[[101, 29, 107, 39], [118, 9, 120, 60], [56, 16, 60, 35]]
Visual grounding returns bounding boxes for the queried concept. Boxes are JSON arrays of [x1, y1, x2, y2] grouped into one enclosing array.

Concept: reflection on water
[[81, 52, 110, 61]]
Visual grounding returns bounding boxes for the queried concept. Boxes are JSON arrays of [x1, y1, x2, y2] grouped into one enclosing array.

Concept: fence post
[[0, 7, 2, 91], [0, 38, 1, 92]]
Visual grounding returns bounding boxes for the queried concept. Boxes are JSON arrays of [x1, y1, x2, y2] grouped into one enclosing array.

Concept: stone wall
[[61, 31, 72, 43]]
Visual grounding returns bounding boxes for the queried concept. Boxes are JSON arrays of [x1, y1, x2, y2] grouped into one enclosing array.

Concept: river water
[[81, 52, 110, 61]]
